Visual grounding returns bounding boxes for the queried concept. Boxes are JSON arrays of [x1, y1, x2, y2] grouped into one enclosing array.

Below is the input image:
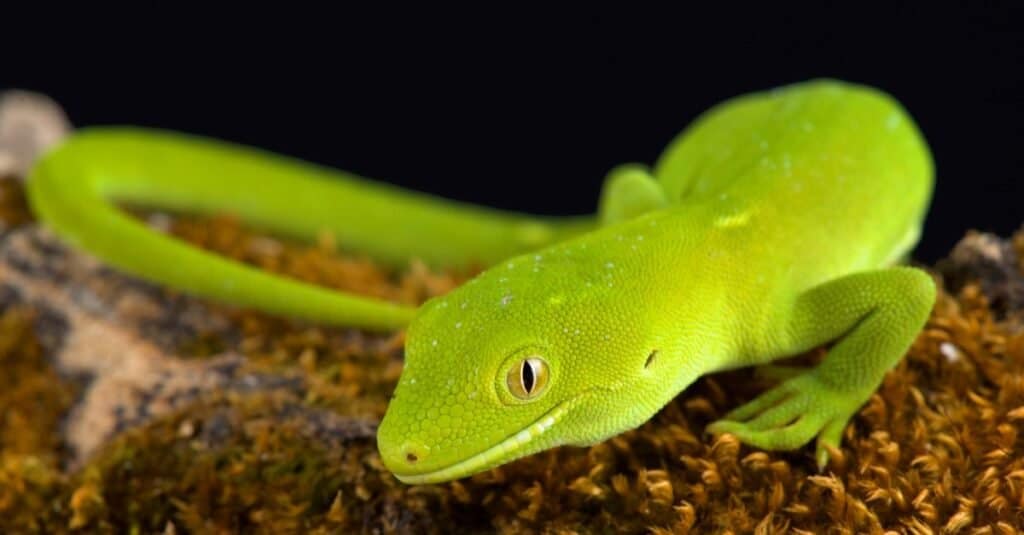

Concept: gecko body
[[27, 79, 935, 484]]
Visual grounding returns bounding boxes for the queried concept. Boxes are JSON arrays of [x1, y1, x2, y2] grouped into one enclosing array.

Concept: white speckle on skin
[[410, 378, 416, 384], [461, 302, 468, 309], [606, 262, 614, 269], [468, 390, 478, 399], [431, 340, 438, 347], [455, 322, 462, 329], [507, 262, 515, 269], [636, 235, 644, 241], [940, 342, 962, 363], [501, 294, 513, 306], [886, 113, 902, 131], [534, 255, 542, 261]]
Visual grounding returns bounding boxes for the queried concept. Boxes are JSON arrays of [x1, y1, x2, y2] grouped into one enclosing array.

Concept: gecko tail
[[26, 127, 593, 330]]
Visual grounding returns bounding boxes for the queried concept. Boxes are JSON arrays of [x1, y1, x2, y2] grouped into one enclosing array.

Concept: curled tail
[[27, 127, 593, 330]]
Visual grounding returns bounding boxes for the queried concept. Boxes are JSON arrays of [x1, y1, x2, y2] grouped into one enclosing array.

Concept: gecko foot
[[706, 371, 863, 469]]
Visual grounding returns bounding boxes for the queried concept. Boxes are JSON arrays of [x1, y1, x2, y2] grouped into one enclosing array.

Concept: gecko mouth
[[391, 390, 595, 485]]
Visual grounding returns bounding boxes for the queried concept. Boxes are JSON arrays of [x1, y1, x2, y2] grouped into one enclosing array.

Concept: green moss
[[63, 393, 467, 533]]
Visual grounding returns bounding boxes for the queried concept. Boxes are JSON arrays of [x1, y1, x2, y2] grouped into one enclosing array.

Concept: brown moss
[[0, 306, 76, 532], [0, 307, 73, 456], [0, 178, 34, 229], [167, 212, 471, 307], [2, 181, 1024, 532]]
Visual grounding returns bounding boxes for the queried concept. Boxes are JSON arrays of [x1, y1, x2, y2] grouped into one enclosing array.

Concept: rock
[[0, 225, 307, 466], [0, 90, 72, 180], [935, 229, 1024, 317]]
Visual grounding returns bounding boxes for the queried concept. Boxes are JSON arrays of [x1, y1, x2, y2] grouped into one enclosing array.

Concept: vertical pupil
[[522, 360, 535, 393]]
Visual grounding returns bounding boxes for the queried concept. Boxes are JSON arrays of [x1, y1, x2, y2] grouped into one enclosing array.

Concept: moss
[[1, 181, 1024, 533], [0, 178, 33, 230], [167, 213, 471, 307], [0, 306, 77, 532]]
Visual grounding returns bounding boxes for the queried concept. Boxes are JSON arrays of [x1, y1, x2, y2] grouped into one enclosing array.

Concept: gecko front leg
[[708, 267, 936, 468], [597, 163, 668, 225]]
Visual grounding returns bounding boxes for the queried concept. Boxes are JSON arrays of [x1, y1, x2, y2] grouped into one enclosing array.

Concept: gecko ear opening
[[644, 350, 659, 369]]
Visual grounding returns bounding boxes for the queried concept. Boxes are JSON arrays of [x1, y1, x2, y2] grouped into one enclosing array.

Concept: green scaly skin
[[26, 79, 936, 485]]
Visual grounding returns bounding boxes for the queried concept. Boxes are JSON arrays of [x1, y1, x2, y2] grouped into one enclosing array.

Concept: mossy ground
[[0, 178, 1022, 533]]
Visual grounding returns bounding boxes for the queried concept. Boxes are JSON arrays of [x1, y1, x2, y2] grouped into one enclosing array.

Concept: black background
[[8, 5, 1023, 263]]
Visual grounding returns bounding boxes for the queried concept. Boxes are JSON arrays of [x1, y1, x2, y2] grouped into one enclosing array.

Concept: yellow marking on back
[[714, 210, 754, 229]]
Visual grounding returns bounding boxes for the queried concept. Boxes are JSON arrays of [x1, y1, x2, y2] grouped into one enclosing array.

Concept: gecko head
[[377, 251, 668, 484]]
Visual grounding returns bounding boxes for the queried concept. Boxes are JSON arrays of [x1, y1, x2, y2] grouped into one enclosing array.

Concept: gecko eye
[[507, 357, 549, 400]]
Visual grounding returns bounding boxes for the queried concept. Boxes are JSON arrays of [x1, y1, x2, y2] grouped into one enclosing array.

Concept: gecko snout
[[377, 432, 430, 473], [400, 442, 428, 464]]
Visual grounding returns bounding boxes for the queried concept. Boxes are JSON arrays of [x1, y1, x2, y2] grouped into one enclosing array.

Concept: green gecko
[[26, 79, 935, 485]]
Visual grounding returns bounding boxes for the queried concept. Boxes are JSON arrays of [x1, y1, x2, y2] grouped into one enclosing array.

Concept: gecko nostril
[[399, 441, 428, 465]]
